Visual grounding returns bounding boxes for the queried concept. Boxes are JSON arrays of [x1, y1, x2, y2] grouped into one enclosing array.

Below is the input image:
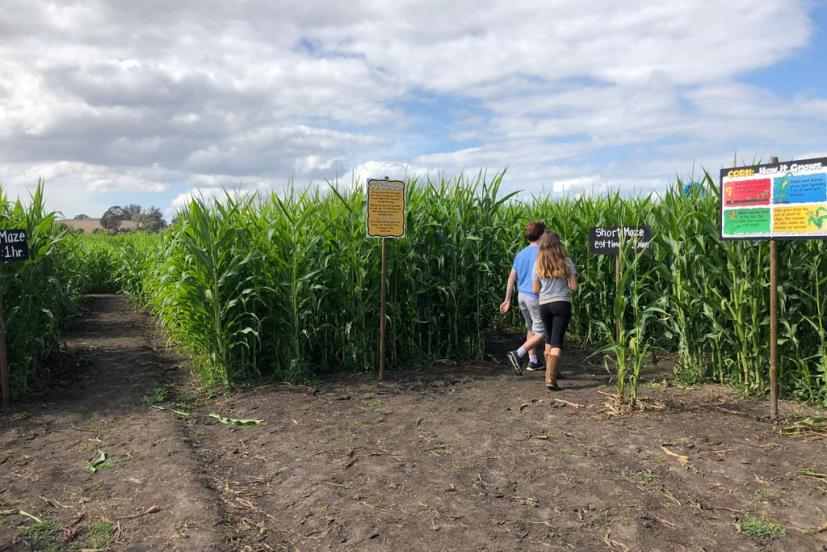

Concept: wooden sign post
[[0, 297, 8, 409], [0, 229, 30, 408], [720, 155, 827, 419], [366, 178, 407, 380], [768, 156, 779, 420], [589, 226, 652, 341]]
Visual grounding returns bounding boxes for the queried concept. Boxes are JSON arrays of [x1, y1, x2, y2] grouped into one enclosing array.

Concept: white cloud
[[0, 0, 824, 217]]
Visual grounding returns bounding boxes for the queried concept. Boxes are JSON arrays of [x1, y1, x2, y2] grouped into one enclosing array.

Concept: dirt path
[[2, 295, 827, 551], [193, 365, 827, 551], [0, 295, 223, 551]]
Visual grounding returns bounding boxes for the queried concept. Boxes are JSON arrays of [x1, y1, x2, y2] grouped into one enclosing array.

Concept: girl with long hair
[[531, 231, 578, 390]]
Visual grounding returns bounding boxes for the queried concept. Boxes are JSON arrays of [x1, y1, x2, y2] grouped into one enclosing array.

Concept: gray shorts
[[517, 292, 546, 334]]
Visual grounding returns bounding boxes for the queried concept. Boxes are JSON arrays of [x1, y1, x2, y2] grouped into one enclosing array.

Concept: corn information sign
[[367, 178, 406, 238], [720, 157, 827, 240]]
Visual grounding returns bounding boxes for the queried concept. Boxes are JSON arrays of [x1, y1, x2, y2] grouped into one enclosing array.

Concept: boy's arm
[[499, 268, 518, 313]]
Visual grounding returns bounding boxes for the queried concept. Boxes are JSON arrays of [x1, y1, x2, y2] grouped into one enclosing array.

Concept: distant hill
[[58, 219, 141, 234]]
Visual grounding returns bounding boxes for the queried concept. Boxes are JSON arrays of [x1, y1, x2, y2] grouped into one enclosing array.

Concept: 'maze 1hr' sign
[[721, 157, 827, 240], [0, 229, 29, 262]]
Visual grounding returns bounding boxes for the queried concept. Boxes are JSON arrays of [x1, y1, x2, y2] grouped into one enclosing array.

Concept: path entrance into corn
[[1, 295, 826, 550], [0, 295, 224, 551]]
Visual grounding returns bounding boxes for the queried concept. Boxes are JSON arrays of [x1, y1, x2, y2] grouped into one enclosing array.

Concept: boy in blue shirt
[[499, 221, 547, 375]]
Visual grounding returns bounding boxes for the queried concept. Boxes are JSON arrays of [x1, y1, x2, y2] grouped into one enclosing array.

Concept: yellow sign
[[367, 179, 406, 238]]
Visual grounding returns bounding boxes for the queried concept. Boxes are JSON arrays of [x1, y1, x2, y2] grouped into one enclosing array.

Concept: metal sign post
[[0, 229, 30, 408], [366, 178, 407, 380]]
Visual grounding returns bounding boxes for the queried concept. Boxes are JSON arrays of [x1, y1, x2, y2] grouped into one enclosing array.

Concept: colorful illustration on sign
[[772, 173, 827, 204], [722, 208, 770, 236], [773, 205, 825, 234], [809, 207, 827, 230], [723, 178, 771, 207], [721, 157, 827, 240]]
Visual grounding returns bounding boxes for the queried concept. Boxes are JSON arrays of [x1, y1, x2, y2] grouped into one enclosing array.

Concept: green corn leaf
[[88, 450, 107, 473], [209, 413, 264, 426]]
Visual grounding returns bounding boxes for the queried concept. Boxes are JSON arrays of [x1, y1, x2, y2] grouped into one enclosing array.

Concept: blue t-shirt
[[512, 245, 539, 299]]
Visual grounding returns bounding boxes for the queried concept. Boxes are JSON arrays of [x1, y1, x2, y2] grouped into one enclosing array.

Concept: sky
[[1, 0, 826, 219]]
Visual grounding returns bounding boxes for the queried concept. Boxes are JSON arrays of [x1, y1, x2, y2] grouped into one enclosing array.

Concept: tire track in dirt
[[0, 294, 225, 551]]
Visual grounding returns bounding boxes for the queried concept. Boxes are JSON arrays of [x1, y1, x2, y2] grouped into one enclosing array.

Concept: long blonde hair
[[535, 231, 569, 279]]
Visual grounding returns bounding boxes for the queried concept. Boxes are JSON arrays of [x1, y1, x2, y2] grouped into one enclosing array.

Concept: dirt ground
[[1, 295, 826, 551]]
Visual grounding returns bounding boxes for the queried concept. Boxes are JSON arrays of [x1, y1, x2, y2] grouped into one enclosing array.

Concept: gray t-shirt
[[532, 258, 576, 304]]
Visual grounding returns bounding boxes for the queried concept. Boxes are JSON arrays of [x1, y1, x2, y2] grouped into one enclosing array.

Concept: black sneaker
[[506, 351, 523, 375], [526, 361, 543, 372]]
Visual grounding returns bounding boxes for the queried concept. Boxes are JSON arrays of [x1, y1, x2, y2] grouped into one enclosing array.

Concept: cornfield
[[5, 172, 827, 405], [0, 184, 85, 398]]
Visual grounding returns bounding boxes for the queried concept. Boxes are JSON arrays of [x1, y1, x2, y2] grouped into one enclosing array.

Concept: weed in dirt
[[622, 467, 656, 485], [618, 515, 633, 526], [428, 443, 449, 456], [541, 529, 564, 544], [21, 519, 64, 552], [735, 515, 785, 541], [505, 415, 520, 423], [146, 386, 169, 405], [454, 461, 474, 471], [98, 457, 119, 471], [511, 518, 528, 534], [592, 508, 616, 527], [173, 400, 192, 411], [151, 436, 173, 447], [311, 504, 330, 516], [752, 488, 780, 502], [362, 395, 386, 413], [472, 474, 487, 490], [83, 520, 115, 548]]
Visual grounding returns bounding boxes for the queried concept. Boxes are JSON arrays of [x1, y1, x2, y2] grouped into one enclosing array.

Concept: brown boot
[[554, 357, 564, 380], [545, 352, 560, 391]]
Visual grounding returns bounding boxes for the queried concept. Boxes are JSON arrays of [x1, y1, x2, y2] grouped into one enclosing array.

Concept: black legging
[[539, 301, 571, 348]]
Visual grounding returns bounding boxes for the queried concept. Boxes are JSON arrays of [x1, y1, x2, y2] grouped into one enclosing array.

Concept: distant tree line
[[73, 204, 167, 232]]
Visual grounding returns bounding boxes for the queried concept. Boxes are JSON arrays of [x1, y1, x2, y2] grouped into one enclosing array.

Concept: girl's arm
[[568, 273, 578, 294]]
